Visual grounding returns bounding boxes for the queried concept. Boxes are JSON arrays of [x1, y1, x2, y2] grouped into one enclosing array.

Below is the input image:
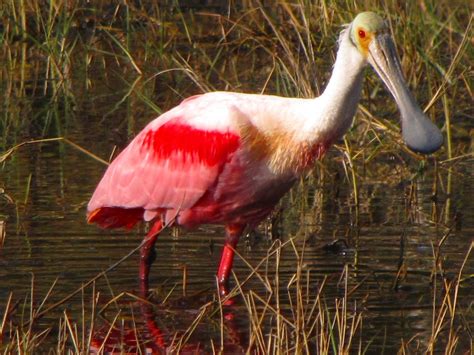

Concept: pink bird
[[87, 12, 442, 298]]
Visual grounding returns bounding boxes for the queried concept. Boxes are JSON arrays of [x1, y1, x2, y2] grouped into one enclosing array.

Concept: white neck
[[302, 27, 367, 143]]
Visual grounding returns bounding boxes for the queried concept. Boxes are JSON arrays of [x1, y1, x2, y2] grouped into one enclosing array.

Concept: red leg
[[217, 224, 245, 297], [140, 299, 167, 350], [140, 220, 163, 298]]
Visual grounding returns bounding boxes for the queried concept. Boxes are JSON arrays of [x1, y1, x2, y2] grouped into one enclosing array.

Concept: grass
[[1, 1, 472, 148], [0, 0, 473, 353]]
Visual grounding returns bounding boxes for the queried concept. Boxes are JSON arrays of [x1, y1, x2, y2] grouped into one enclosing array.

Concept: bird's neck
[[248, 29, 368, 175], [323, 44, 365, 102], [308, 28, 367, 144]]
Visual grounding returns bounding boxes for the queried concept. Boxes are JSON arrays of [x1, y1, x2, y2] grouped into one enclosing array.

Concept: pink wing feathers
[[87, 99, 241, 229]]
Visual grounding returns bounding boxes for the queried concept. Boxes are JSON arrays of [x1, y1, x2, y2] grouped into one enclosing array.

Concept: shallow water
[[2, 107, 472, 352], [1, 8, 473, 353]]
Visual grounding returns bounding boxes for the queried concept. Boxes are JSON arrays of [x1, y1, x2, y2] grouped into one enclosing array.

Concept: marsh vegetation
[[1, 0, 473, 353]]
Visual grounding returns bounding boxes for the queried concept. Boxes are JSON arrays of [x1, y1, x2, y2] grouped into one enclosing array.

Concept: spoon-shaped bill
[[367, 33, 443, 154]]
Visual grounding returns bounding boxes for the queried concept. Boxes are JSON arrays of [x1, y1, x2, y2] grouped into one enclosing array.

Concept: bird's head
[[349, 12, 443, 155], [350, 12, 387, 57]]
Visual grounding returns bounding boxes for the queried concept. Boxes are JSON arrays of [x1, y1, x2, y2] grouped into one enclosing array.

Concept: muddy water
[[1, 39, 473, 355]]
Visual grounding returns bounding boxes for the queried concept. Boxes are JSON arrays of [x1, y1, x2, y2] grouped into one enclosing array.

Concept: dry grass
[[1, 236, 472, 353]]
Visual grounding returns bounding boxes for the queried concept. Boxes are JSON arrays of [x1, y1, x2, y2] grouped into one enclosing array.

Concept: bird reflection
[[89, 292, 247, 354]]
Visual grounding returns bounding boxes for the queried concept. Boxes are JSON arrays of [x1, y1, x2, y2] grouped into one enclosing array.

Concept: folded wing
[[87, 111, 241, 229]]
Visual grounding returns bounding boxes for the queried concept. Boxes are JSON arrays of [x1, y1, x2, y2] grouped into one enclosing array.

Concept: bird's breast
[[240, 121, 331, 174]]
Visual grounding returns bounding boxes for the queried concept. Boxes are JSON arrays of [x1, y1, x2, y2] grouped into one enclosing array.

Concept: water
[[2, 113, 472, 352], [1, 12, 473, 354]]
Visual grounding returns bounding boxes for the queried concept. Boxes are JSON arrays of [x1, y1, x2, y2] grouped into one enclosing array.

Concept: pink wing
[[87, 105, 241, 229]]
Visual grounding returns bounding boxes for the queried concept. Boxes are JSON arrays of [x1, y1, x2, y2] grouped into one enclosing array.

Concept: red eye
[[358, 29, 366, 38]]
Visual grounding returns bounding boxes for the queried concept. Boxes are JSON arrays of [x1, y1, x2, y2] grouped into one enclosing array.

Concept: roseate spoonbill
[[87, 12, 443, 297]]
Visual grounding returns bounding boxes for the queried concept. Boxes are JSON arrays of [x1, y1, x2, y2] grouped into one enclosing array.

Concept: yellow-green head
[[350, 12, 387, 57]]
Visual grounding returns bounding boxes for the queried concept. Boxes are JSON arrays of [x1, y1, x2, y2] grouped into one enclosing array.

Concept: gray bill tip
[[402, 113, 444, 154], [399, 91, 444, 155]]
